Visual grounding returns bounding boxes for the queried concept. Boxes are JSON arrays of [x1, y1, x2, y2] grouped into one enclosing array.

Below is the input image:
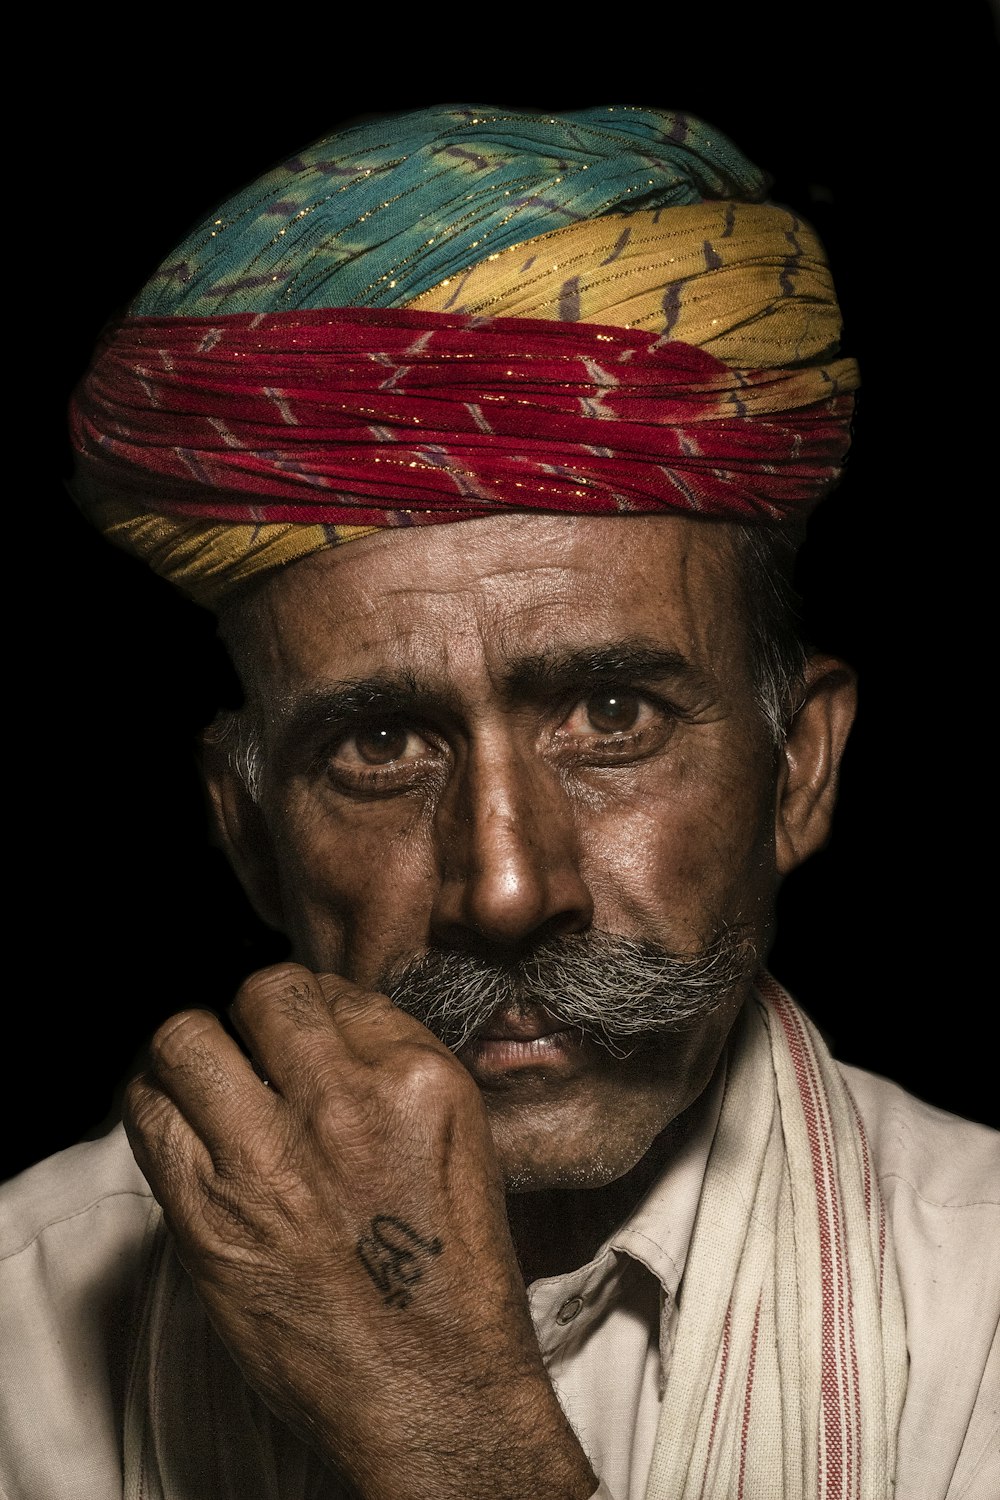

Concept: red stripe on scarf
[[737, 1293, 763, 1500], [761, 976, 863, 1500], [702, 1298, 734, 1493], [71, 308, 853, 528]]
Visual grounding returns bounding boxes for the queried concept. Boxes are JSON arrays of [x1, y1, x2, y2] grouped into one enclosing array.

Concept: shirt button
[[556, 1296, 583, 1325]]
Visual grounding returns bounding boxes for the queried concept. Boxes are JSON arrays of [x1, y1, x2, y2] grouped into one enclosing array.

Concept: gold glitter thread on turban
[[93, 199, 856, 608], [83, 502, 381, 605], [410, 202, 845, 367]]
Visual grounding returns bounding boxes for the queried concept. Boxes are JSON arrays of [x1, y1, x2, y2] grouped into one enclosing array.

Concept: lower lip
[[458, 1029, 585, 1079]]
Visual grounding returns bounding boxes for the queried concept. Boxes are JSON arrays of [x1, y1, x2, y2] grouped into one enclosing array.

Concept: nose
[[429, 736, 593, 953]]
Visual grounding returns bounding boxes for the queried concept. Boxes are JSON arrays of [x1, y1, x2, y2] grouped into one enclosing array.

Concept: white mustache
[[380, 926, 757, 1058]]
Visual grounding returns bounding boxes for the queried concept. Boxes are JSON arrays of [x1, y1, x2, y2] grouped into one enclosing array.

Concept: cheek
[[267, 793, 440, 981], [578, 742, 779, 946]]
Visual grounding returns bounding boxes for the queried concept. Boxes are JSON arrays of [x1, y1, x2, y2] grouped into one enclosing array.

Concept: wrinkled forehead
[[220, 513, 753, 707]]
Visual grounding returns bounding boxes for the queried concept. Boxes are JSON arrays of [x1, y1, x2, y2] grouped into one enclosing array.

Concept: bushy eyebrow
[[270, 640, 711, 756], [502, 643, 709, 702], [272, 672, 433, 753]]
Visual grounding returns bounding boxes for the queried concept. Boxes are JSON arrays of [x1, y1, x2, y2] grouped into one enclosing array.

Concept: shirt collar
[[607, 1056, 726, 1300], [526, 1052, 727, 1320]]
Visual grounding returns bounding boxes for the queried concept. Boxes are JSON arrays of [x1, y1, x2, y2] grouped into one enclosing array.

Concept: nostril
[[429, 855, 595, 954], [432, 910, 594, 968]]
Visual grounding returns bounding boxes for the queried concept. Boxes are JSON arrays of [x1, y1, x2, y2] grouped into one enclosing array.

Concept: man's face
[[217, 514, 796, 1190]]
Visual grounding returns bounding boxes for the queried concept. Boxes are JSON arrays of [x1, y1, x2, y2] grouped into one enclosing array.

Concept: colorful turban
[[70, 105, 857, 606]]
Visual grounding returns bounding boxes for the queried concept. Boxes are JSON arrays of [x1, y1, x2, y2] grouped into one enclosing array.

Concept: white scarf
[[645, 978, 907, 1499], [123, 981, 907, 1499]]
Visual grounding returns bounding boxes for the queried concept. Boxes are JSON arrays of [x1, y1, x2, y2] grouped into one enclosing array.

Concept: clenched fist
[[124, 963, 596, 1500]]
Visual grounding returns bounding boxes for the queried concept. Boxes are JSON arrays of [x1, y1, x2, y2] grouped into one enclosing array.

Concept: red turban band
[[71, 308, 853, 531]]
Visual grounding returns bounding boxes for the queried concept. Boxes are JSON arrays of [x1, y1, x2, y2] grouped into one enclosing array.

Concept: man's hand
[[123, 964, 597, 1500]]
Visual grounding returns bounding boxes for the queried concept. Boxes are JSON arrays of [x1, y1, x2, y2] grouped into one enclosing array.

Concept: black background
[[9, 18, 996, 1184]]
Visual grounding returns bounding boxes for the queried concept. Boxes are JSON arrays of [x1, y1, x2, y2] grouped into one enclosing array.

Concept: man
[[3, 104, 997, 1499]]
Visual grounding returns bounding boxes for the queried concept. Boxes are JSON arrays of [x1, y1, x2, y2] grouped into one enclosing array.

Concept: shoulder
[[840, 1064, 1000, 1500], [0, 1122, 157, 1357], [840, 1061, 998, 1208], [0, 1128, 159, 1500], [0, 1122, 155, 1261]]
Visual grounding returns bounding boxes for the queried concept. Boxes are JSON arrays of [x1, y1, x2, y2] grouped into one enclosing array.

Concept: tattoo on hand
[[356, 1215, 444, 1310]]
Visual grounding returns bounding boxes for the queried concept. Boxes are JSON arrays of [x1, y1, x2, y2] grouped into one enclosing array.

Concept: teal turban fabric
[[131, 104, 767, 316]]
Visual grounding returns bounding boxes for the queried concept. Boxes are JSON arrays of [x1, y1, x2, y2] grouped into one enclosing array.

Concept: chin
[[485, 1088, 682, 1194], [473, 1009, 740, 1193], [501, 1155, 648, 1194]]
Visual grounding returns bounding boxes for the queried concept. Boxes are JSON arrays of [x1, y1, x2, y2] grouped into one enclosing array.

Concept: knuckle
[[122, 1082, 201, 1198], [306, 1070, 368, 1143], [318, 973, 388, 1020], [394, 1043, 476, 1110], [233, 963, 324, 1030], [149, 1009, 220, 1070], [122, 1074, 167, 1137], [235, 962, 317, 1006]]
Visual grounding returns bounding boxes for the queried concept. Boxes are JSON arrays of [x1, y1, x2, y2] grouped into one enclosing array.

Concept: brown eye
[[556, 689, 670, 765], [323, 719, 444, 794], [583, 691, 641, 733], [353, 724, 413, 764], [327, 722, 435, 777]]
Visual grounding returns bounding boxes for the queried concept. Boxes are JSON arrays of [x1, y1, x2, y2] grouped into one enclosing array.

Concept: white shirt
[[1, 1062, 997, 1500]]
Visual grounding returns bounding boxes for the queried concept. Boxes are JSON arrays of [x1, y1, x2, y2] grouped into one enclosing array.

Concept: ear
[[775, 655, 857, 876], [201, 733, 285, 930]]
